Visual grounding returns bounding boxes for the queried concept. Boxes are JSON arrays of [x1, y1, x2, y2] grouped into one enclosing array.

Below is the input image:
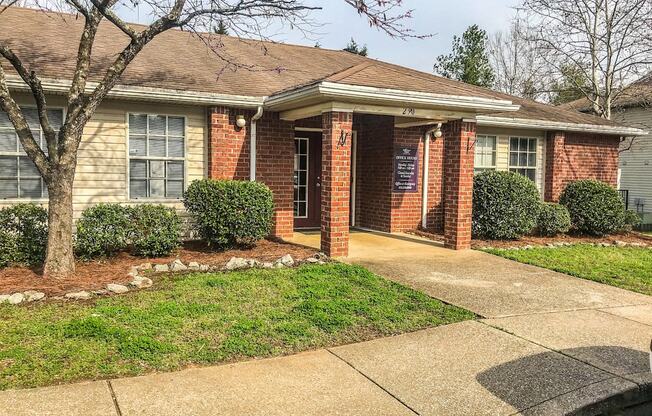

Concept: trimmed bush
[[0, 203, 48, 268], [621, 210, 642, 233], [75, 203, 131, 259], [537, 203, 571, 237], [559, 180, 626, 236], [472, 170, 541, 240], [130, 204, 181, 257], [184, 179, 274, 248]]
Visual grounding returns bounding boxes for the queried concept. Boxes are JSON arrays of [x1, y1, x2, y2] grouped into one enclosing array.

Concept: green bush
[[130, 204, 181, 257], [0, 203, 48, 268], [559, 180, 626, 236], [537, 203, 571, 237], [472, 170, 541, 240], [75, 203, 131, 259], [184, 179, 274, 248], [621, 210, 642, 233]]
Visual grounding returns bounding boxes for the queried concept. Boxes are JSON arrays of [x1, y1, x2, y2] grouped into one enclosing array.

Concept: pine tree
[[343, 38, 368, 56], [434, 25, 495, 88]]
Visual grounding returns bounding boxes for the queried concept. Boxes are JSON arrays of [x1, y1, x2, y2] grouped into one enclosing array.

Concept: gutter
[[250, 106, 264, 181], [476, 115, 648, 136]]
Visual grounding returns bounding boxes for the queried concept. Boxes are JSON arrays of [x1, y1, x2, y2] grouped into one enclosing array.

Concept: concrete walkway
[[2, 230, 651, 415]]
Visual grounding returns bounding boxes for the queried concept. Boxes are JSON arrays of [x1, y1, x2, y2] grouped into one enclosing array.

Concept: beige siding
[[0, 93, 207, 218], [476, 126, 546, 194], [614, 107, 652, 213]]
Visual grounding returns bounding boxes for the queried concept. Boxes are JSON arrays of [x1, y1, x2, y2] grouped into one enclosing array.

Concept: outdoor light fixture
[[433, 124, 443, 139], [235, 115, 246, 129]]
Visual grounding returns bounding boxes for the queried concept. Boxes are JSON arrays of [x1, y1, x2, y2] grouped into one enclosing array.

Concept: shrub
[[184, 179, 274, 248], [559, 180, 626, 236], [621, 210, 642, 233], [0, 203, 48, 268], [130, 204, 181, 257], [75, 203, 131, 259], [472, 170, 541, 240], [537, 203, 571, 237]]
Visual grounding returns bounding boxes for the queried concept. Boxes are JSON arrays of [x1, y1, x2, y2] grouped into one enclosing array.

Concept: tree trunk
[[43, 170, 76, 279]]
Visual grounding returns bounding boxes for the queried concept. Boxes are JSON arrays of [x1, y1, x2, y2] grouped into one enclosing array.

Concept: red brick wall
[[544, 131, 620, 202], [321, 111, 353, 257], [443, 120, 476, 250], [207, 107, 295, 239]]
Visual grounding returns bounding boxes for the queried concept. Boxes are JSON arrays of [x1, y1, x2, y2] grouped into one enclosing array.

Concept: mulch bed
[[0, 239, 318, 296], [407, 229, 652, 249]]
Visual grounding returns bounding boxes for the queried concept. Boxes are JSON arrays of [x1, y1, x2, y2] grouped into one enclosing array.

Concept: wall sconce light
[[433, 127, 443, 139], [235, 115, 246, 129]]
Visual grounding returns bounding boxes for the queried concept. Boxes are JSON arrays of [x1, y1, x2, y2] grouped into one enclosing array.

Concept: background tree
[[0, 0, 419, 278], [521, 0, 652, 119], [548, 63, 592, 105], [434, 24, 495, 88], [343, 38, 368, 56], [488, 17, 547, 100]]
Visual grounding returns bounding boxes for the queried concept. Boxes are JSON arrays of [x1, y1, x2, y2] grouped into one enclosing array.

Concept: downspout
[[421, 123, 442, 229], [250, 106, 264, 181]]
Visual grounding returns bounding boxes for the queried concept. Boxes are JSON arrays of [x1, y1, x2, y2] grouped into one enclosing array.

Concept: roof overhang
[[477, 115, 647, 136], [265, 81, 521, 115], [6, 75, 265, 108]]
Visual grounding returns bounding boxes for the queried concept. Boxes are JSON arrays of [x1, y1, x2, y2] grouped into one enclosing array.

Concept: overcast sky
[[119, 0, 521, 74]]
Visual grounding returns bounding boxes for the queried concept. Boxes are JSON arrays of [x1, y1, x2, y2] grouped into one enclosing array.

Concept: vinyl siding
[[476, 126, 546, 194], [0, 93, 207, 219], [614, 106, 652, 214]]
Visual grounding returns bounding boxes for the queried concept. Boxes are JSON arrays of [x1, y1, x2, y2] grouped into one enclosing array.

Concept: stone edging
[[482, 240, 651, 251], [0, 253, 327, 306]]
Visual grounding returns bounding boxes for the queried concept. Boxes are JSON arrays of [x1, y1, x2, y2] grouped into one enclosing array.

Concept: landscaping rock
[[262, 262, 274, 269], [615, 240, 628, 247], [130, 276, 153, 289], [0, 294, 10, 304], [23, 291, 45, 302], [8, 293, 25, 305], [225, 257, 249, 270], [92, 290, 109, 296], [154, 264, 169, 272], [199, 264, 211, 272], [188, 261, 200, 270], [276, 254, 294, 267], [138, 262, 153, 271], [107, 284, 129, 294], [305, 257, 320, 263], [65, 291, 92, 300], [169, 259, 188, 272]]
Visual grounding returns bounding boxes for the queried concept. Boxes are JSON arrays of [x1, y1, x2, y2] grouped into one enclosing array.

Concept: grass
[[485, 245, 652, 295], [0, 263, 472, 391]]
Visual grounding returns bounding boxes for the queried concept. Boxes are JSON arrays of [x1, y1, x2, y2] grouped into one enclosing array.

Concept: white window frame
[[474, 134, 497, 174], [0, 106, 64, 201], [293, 136, 309, 219], [508, 136, 539, 182], [126, 113, 188, 201]]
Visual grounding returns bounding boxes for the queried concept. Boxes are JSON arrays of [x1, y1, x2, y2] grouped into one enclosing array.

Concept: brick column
[[443, 120, 476, 250], [544, 131, 566, 202], [321, 111, 353, 257], [207, 106, 249, 180]]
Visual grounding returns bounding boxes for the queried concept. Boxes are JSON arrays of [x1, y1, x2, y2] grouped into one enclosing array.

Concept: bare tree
[[520, 0, 652, 119], [489, 16, 548, 101], [0, 0, 418, 278]]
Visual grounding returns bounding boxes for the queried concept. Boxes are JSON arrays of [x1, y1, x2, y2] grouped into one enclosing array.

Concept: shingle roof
[[0, 7, 634, 131], [560, 74, 652, 112]]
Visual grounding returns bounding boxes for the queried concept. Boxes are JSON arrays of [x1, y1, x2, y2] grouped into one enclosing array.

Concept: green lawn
[[0, 263, 472, 390], [485, 245, 652, 295]]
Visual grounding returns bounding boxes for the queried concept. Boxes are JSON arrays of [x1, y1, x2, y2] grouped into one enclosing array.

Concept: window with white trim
[[509, 137, 538, 182], [128, 114, 185, 199], [473, 135, 497, 174], [0, 108, 62, 199]]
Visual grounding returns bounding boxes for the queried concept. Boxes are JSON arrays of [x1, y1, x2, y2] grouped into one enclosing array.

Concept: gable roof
[[0, 7, 644, 135]]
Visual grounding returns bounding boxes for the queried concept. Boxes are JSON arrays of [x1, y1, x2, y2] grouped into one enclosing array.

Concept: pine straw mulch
[[0, 239, 318, 296], [407, 229, 652, 249]]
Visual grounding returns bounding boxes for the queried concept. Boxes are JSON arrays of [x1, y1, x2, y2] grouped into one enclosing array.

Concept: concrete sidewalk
[[1, 231, 651, 415]]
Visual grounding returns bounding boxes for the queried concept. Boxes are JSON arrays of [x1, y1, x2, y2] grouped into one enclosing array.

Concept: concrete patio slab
[[600, 304, 652, 326], [330, 321, 611, 416], [483, 310, 652, 377], [291, 230, 652, 318], [110, 349, 414, 416], [0, 381, 117, 416]]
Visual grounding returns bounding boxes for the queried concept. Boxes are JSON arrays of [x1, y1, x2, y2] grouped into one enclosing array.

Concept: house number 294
[[403, 108, 416, 116]]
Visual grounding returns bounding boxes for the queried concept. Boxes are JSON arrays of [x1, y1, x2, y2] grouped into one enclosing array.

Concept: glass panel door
[[293, 137, 309, 218]]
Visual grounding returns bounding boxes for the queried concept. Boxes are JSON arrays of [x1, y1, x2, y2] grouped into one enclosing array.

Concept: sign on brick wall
[[393, 146, 419, 193]]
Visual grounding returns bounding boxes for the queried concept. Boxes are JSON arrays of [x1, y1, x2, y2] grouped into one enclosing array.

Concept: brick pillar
[[321, 111, 353, 257], [443, 120, 476, 250], [207, 106, 249, 180], [544, 131, 566, 202]]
